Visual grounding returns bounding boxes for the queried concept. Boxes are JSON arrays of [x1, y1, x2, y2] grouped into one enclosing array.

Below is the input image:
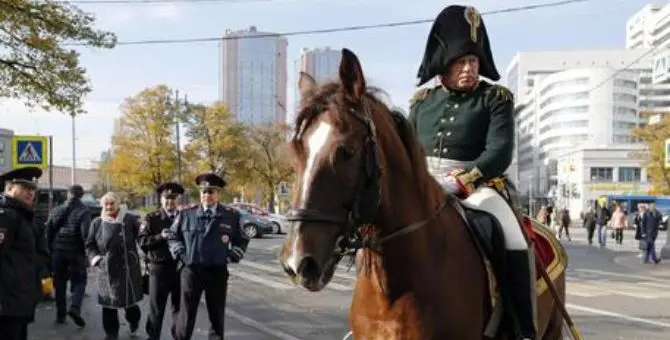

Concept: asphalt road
[[30, 227, 670, 339]]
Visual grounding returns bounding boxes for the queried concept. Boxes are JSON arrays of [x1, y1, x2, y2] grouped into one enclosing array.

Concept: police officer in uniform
[[138, 182, 184, 339], [168, 173, 249, 340], [0, 167, 49, 340], [410, 5, 535, 340]]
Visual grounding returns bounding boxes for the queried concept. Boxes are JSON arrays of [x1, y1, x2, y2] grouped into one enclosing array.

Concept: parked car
[[660, 209, 669, 231], [230, 202, 288, 234], [228, 206, 275, 238]]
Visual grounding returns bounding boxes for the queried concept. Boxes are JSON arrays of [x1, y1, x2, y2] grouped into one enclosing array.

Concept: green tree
[[632, 113, 670, 195], [244, 122, 294, 212], [0, 0, 116, 115], [180, 102, 249, 200], [103, 85, 178, 196]]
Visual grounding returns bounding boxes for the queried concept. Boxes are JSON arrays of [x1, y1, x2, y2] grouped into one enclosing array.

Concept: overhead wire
[[64, 0, 591, 46], [587, 44, 665, 93], [63, 0, 271, 4]]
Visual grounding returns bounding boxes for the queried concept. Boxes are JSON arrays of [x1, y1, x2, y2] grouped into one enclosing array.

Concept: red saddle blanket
[[522, 216, 561, 280]]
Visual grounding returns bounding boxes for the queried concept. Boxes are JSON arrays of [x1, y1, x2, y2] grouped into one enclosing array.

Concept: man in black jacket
[[138, 182, 184, 340], [45, 184, 91, 327], [0, 167, 49, 340]]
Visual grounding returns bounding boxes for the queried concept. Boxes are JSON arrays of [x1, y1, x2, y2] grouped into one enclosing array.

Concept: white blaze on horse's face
[[286, 120, 334, 275], [300, 121, 333, 201]]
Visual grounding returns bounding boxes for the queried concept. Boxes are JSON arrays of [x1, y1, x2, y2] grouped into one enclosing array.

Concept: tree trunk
[[267, 181, 276, 213]]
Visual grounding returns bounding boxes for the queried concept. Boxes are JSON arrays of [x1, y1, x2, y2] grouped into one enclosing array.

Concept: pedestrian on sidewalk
[[557, 207, 572, 241], [582, 204, 597, 245], [86, 192, 143, 339], [611, 203, 627, 246], [45, 184, 91, 327], [0, 167, 49, 340], [634, 204, 646, 258], [641, 202, 663, 264], [536, 205, 548, 225], [596, 200, 611, 248], [138, 182, 184, 340]]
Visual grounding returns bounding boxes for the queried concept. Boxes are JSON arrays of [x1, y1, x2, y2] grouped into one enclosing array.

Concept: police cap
[[195, 173, 226, 190], [156, 182, 185, 198], [1, 167, 43, 190]]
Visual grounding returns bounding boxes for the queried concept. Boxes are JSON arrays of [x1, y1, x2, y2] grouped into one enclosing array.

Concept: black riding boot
[[506, 250, 536, 340]]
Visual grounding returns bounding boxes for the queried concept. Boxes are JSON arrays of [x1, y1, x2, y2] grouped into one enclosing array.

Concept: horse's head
[[278, 49, 395, 291]]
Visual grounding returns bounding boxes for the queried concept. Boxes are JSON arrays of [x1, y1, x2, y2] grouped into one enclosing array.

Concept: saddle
[[448, 177, 565, 337]]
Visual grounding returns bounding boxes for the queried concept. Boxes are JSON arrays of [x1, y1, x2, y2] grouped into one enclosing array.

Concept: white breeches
[[426, 157, 528, 251]]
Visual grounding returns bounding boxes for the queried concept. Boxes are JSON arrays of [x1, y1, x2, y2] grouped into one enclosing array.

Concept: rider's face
[[442, 54, 479, 91]]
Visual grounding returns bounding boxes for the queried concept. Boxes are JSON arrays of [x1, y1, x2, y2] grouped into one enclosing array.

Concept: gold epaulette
[[487, 84, 513, 103], [409, 88, 431, 106]]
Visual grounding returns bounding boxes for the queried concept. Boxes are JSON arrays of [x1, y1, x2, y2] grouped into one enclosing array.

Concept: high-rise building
[[293, 47, 341, 106], [626, 4, 670, 50], [219, 26, 288, 125], [505, 49, 653, 206], [626, 4, 670, 115], [299, 47, 341, 82]]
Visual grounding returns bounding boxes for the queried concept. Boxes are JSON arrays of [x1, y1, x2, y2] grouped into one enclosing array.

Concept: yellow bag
[[41, 277, 54, 297]]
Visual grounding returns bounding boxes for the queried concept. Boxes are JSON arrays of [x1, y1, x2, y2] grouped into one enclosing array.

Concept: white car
[[230, 203, 288, 234]]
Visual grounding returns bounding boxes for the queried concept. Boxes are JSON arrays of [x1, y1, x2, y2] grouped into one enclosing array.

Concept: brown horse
[[278, 48, 567, 340]]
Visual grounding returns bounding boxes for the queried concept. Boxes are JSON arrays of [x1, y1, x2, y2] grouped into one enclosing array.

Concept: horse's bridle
[[286, 103, 447, 254]]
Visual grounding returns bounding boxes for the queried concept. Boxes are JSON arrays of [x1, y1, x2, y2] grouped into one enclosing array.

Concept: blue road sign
[[11, 135, 48, 169]]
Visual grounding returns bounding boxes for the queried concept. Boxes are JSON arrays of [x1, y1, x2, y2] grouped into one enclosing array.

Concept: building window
[[618, 167, 641, 182], [614, 79, 637, 89], [590, 167, 613, 182], [612, 93, 637, 103]]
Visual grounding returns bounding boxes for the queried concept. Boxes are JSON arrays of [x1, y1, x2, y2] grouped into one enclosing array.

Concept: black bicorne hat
[[416, 5, 500, 86]]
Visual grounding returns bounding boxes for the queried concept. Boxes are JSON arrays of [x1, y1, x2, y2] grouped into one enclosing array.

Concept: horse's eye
[[336, 145, 356, 162]]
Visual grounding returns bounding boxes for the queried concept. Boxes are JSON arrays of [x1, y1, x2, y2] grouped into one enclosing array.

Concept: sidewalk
[[29, 272, 265, 339]]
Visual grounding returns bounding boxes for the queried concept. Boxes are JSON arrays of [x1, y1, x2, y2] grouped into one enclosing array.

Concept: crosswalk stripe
[[574, 268, 670, 283], [229, 267, 295, 290]]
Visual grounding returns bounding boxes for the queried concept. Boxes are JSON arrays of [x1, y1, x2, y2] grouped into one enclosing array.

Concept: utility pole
[[174, 89, 182, 185], [71, 113, 76, 184]]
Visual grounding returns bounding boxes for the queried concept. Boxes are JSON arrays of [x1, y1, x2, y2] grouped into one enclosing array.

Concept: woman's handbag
[[141, 259, 149, 295]]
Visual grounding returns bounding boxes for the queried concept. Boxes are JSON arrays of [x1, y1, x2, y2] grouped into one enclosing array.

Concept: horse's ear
[[298, 72, 317, 96], [339, 48, 366, 100]]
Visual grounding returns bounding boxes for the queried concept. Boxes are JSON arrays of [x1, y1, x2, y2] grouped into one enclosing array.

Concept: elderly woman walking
[[86, 192, 143, 339]]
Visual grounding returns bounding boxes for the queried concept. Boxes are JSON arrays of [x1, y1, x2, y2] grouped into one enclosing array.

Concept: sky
[[0, 0, 656, 168]]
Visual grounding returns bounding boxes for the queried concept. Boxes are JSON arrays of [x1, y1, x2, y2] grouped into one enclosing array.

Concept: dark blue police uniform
[[168, 173, 249, 340]]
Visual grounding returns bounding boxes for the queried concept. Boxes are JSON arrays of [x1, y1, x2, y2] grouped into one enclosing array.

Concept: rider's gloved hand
[[442, 175, 468, 198]]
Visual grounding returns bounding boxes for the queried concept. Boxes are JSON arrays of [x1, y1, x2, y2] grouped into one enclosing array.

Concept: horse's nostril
[[297, 256, 322, 281]]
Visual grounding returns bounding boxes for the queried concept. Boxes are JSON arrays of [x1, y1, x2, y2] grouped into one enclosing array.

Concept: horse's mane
[[290, 80, 436, 202]]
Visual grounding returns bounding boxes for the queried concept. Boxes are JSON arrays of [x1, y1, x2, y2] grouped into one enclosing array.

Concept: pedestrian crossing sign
[[11, 135, 48, 169]]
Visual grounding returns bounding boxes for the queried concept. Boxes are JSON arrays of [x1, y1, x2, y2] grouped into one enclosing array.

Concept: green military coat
[[409, 80, 515, 186]]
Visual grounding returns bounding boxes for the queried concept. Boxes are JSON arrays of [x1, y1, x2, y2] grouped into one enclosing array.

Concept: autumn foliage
[[0, 0, 116, 115], [101, 85, 178, 196], [632, 113, 670, 195], [101, 85, 295, 208]]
